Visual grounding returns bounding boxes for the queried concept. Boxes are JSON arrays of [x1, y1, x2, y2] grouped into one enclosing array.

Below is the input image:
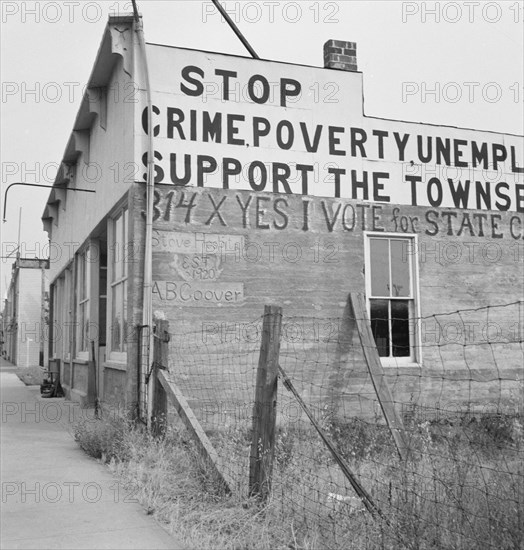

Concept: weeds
[[73, 413, 133, 462], [73, 408, 524, 550]]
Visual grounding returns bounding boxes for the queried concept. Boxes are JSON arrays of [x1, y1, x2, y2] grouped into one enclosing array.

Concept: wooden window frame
[[107, 207, 128, 363], [364, 232, 422, 366]]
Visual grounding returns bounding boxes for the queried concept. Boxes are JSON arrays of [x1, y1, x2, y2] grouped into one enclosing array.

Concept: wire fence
[[160, 300, 523, 550]]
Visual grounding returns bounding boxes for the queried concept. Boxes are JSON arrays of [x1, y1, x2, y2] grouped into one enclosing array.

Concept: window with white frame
[[52, 279, 61, 357], [109, 208, 128, 358], [365, 234, 419, 364], [63, 267, 72, 360], [76, 247, 90, 356]]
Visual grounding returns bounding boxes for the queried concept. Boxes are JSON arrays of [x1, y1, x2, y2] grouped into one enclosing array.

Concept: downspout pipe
[[132, 5, 155, 425]]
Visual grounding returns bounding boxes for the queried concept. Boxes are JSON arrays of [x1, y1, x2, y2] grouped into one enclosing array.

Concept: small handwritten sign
[[152, 281, 244, 306], [153, 230, 244, 255], [172, 254, 223, 282]]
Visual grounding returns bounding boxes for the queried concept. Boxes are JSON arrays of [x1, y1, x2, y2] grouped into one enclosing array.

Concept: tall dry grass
[[73, 410, 523, 549]]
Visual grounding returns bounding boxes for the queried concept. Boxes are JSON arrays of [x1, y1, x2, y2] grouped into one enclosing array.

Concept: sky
[[1, 0, 523, 299]]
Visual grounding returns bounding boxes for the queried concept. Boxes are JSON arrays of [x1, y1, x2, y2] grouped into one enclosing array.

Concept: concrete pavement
[[0, 356, 17, 371], [0, 363, 182, 549]]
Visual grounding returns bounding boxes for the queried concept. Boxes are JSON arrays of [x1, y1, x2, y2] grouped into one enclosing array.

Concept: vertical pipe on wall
[[40, 264, 45, 367], [132, 4, 155, 425]]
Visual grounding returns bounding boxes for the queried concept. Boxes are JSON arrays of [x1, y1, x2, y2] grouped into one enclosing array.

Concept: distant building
[[2, 257, 49, 368], [42, 16, 523, 415]]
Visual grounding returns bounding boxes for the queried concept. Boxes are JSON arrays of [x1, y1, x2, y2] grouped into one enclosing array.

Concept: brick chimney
[[324, 40, 358, 71]]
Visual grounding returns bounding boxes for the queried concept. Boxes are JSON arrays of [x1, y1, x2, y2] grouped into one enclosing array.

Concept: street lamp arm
[[2, 182, 95, 222]]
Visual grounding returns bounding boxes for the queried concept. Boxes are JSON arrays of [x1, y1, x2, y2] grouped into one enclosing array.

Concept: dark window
[[368, 237, 416, 361]]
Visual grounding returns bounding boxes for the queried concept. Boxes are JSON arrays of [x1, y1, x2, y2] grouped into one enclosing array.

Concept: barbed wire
[[157, 300, 523, 549]]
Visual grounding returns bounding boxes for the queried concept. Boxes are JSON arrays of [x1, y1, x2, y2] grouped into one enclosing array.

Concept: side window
[[365, 234, 419, 364], [76, 247, 90, 358], [63, 267, 72, 360], [108, 207, 128, 360], [52, 277, 64, 357]]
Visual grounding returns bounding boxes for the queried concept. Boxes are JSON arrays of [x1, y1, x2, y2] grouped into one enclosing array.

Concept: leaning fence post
[[249, 305, 282, 501], [151, 319, 169, 436], [350, 293, 411, 461]]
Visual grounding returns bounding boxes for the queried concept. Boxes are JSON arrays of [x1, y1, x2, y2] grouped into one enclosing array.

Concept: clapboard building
[[2, 257, 49, 368], [42, 16, 523, 416]]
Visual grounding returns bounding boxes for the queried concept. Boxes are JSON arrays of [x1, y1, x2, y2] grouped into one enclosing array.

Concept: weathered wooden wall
[[131, 184, 523, 423]]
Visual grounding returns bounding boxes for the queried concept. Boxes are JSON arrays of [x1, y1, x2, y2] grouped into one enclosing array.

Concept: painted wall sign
[[136, 45, 524, 212], [148, 187, 524, 241], [152, 228, 247, 307], [152, 281, 244, 306], [152, 229, 244, 254], [172, 254, 223, 282]]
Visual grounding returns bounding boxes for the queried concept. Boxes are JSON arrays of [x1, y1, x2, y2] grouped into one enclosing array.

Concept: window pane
[[79, 303, 83, 351], [53, 282, 60, 355], [79, 247, 90, 302], [391, 240, 410, 297], [369, 238, 390, 296], [80, 302, 89, 352], [391, 300, 410, 357], [370, 299, 389, 357], [85, 247, 90, 294], [123, 209, 128, 277], [113, 214, 123, 281], [79, 255, 86, 300], [99, 297, 107, 347], [84, 304, 90, 351], [112, 284, 123, 351], [110, 209, 128, 355], [122, 281, 128, 352], [64, 269, 71, 358]]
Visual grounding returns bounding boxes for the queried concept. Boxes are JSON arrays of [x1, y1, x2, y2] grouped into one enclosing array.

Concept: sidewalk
[[0, 371, 182, 549], [0, 356, 17, 369]]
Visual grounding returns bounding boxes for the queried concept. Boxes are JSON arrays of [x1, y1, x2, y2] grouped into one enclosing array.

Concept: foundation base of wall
[[70, 388, 92, 408], [62, 384, 71, 400]]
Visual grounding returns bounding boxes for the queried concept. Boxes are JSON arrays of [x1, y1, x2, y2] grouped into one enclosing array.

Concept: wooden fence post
[[249, 305, 282, 501], [151, 319, 169, 436]]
